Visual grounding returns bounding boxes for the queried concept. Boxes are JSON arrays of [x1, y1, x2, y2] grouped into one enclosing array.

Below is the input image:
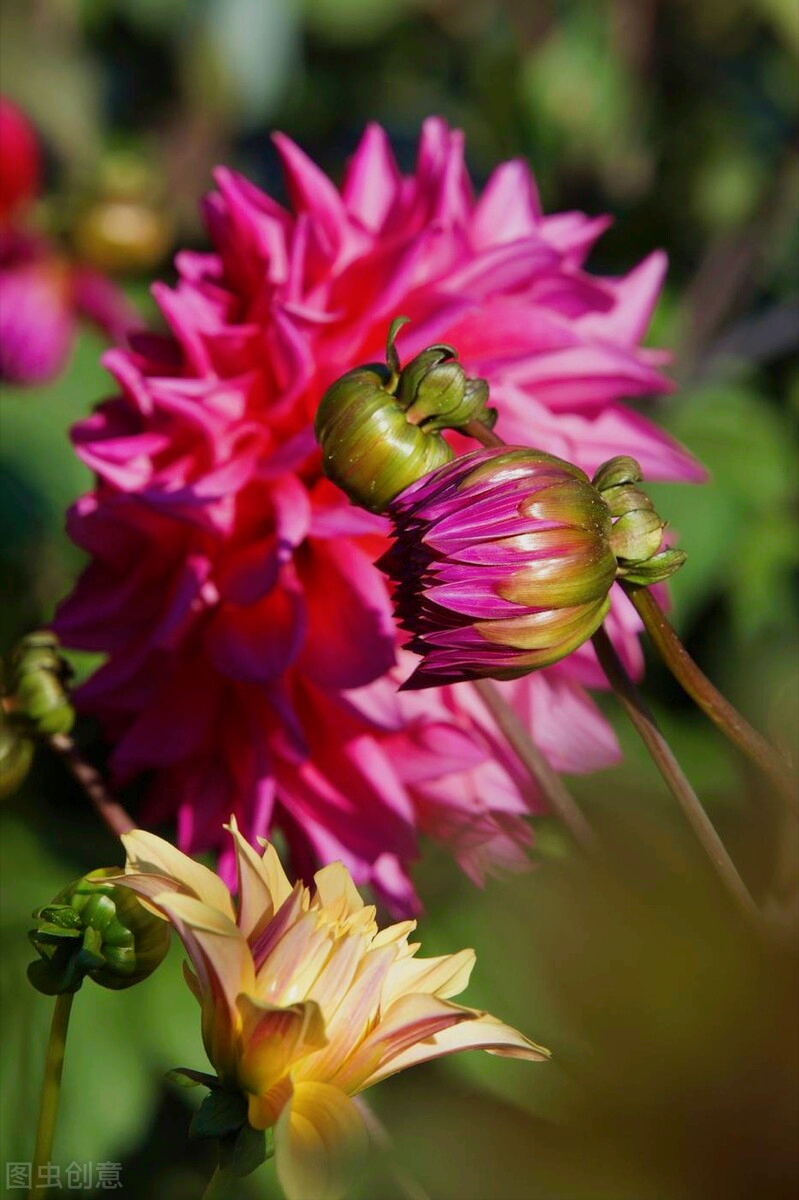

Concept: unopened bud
[[6, 631, 74, 737], [314, 317, 496, 513], [380, 447, 617, 688], [0, 705, 34, 799], [593, 457, 686, 585], [28, 869, 170, 995]]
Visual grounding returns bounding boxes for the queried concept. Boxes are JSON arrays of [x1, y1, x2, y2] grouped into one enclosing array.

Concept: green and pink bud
[[379, 447, 619, 687], [379, 448, 685, 689], [315, 326, 686, 688]]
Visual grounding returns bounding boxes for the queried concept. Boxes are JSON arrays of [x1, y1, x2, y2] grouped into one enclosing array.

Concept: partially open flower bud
[[314, 317, 496, 512], [5, 631, 75, 737], [380, 447, 619, 688], [28, 868, 170, 995], [592, 456, 686, 585]]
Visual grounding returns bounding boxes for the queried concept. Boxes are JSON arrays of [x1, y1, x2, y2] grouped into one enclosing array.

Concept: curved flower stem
[[623, 584, 797, 813], [30, 993, 74, 1199], [201, 1164, 234, 1200], [473, 679, 599, 855], [592, 625, 763, 933], [463, 418, 505, 449], [46, 733, 135, 839]]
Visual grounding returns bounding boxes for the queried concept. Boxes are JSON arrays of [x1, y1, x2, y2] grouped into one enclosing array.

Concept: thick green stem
[[623, 584, 797, 813], [201, 1163, 234, 1200], [592, 625, 763, 933], [474, 679, 599, 854], [30, 993, 74, 1199]]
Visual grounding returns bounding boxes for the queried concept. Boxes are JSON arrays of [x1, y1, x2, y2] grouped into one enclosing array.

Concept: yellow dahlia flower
[[119, 822, 548, 1199]]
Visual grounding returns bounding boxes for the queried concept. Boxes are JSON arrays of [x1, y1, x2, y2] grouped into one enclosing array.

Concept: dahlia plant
[[54, 118, 702, 909]]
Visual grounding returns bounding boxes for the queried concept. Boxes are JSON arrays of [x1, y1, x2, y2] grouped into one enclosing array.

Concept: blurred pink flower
[[0, 94, 141, 385], [55, 119, 701, 911]]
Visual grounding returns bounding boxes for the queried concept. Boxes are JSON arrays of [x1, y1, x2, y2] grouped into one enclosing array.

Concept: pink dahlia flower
[[0, 95, 140, 386], [55, 118, 702, 911]]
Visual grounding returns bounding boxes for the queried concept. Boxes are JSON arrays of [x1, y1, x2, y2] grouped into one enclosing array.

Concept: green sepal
[[592, 456, 642, 491], [219, 1122, 271, 1178], [188, 1078, 272, 1178], [314, 317, 495, 513], [27, 946, 86, 995], [616, 549, 688, 586], [165, 1067, 220, 1090], [190, 1087, 249, 1140]]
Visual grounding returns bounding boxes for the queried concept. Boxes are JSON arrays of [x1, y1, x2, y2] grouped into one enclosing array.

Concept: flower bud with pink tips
[[379, 447, 684, 690]]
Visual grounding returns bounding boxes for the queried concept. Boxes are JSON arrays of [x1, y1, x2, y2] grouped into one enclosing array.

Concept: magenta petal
[[297, 539, 396, 689], [51, 117, 703, 900]]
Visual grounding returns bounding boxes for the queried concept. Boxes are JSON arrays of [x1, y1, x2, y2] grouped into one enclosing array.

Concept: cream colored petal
[[359, 1011, 550, 1089], [371, 920, 416, 950], [226, 818, 280, 940], [236, 994, 328, 1099], [274, 1080, 369, 1200], [293, 944, 396, 1086], [256, 911, 333, 1006], [333, 993, 473, 1094], [305, 930, 366, 1018], [182, 959, 202, 1004], [381, 948, 476, 1006], [312, 862, 364, 920], [256, 838, 294, 912], [155, 892, 255, 1014], [122, 830, 235, 920], [155, 891, 255, 1083]]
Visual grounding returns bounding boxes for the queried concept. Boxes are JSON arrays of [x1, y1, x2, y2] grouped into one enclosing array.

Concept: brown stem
[[463, 418, 505, 448], [623, 584, 797, 814], [473, 678, 599, 854], [47, 733, 134, 839], [592, 625, 763, 933]]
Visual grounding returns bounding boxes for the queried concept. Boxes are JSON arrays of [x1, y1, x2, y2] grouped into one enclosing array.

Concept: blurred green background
[[1, 1, 797, 1197]]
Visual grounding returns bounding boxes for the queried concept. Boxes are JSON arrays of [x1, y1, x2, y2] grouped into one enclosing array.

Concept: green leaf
[[228, 1122, 270, 1178], [190, 1088, 248, 1140]]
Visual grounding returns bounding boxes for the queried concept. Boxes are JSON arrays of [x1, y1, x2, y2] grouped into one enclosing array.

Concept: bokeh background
[[1, 1, 797, 1197]]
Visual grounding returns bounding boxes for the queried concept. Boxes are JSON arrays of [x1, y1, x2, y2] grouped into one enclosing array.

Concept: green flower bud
[[5, 631, 75, 737], [28, 868, 170, 995], [0, 705, 34, 799], [592, 457, 686, 586], [314, 317, 496, 513]]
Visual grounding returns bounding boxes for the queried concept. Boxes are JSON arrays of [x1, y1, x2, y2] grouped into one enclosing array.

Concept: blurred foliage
[[1, 0, 797, 1197]]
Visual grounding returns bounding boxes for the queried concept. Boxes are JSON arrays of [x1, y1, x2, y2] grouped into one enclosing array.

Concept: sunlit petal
[[360, 1011, 550, 1088], [382, 947, 476, 1005], [122, 829, 235, 919], [275, 1080, 369, 1200], [237, 994, 327, 1099]]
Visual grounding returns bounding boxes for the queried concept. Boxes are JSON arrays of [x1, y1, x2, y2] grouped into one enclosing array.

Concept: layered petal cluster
[[55, 118, 702, 907], [0, 95, 140, 385], [383, 447, 618, 688], [120, 824, 547, 1200]]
